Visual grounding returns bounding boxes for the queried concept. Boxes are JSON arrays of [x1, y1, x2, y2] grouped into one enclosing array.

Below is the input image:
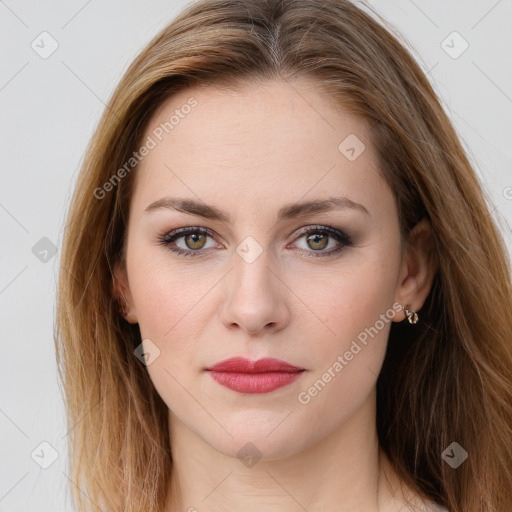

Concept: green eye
[[291, 226, 352, 258], [158, 225, 352, 258]]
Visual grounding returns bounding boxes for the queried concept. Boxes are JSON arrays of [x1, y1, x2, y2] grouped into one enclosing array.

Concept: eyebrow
[[144, 195, 369, 222]]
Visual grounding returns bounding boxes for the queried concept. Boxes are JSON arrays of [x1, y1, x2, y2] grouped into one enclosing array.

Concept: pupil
[[187, 233, 205, 249], [308, 233, 327, 250]]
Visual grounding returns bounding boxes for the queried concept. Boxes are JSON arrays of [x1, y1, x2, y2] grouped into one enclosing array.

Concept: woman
[[54, 0, 512, 511]]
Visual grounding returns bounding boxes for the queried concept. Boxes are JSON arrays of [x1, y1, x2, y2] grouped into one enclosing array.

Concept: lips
[[207, 356, 304, 373], [206, 357, 305, 394]]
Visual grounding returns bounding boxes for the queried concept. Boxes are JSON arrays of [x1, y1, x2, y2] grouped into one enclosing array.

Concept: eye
[[157, 227, 219, 257], [290, 225, 353, 258], [157, 225, 353, 258]]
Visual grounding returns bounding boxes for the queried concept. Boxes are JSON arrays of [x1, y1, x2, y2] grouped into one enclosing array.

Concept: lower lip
[[208, 371, 304, 393]]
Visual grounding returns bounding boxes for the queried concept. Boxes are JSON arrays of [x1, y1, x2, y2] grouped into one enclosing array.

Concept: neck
[[164, 388, 411, 512]]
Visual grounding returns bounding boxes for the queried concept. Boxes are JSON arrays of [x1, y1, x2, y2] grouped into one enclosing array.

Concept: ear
[[112, 260, 138, 324], [394, 217, 438, 322]]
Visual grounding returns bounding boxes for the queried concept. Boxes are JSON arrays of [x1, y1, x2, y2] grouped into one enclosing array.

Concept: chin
[[199, 411, 313, 462], [211, 433, 302, 463]]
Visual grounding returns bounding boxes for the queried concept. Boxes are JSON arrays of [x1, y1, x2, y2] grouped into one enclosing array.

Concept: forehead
[[145, 77, 368, 149], [129, 78, 388, 219]]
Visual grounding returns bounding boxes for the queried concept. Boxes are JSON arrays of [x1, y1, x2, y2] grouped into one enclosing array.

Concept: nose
[[219, 253, 290, 336]]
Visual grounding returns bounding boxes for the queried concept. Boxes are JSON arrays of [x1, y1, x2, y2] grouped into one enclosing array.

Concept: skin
[[114, 78, 437, 512]]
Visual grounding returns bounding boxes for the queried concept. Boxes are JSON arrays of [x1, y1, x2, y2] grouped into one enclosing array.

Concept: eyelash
[[157, 225, 353, 259]]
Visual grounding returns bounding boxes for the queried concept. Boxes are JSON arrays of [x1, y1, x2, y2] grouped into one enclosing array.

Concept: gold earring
[[118, 301, 127, 317], [403, 304, 419, 325]]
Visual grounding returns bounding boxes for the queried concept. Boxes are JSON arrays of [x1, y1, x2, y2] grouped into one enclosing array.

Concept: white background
[[1, 0, 511, 510]]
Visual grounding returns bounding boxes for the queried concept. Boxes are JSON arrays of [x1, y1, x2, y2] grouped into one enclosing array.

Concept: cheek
[[127, 251, 222, 404], [128, 245, 217, 340], [306, 289, 392, 383], [293, 250, 399, 403], [295, 276, 394, 426], [299, 256, 399, 344], [128, 260, 211, 416]]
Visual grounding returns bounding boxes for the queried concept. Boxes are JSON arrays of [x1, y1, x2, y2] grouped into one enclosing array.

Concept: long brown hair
[[54, 1, 512, 510]]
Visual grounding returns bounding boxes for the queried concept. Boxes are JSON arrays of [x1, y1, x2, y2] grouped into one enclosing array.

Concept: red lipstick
[[206, 357, 305, 394]]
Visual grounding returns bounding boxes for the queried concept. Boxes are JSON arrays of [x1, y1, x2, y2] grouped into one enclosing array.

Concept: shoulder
[[379, 453, 448, 512], [421, 502, 448, 512], [417, 499, 448, 512], [398, 501, 447, 512]]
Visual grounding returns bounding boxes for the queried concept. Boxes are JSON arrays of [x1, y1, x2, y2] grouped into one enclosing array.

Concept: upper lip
[[206, 357, 304, 373]]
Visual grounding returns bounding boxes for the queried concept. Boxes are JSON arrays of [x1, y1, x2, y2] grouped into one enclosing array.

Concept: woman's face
[[115, 78, 412, 460]]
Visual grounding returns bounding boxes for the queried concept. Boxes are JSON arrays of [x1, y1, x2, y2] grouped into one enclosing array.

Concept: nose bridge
[[220, 238, 289, 333], [231, 230, 274, 287], [231, 242, 277, 304]]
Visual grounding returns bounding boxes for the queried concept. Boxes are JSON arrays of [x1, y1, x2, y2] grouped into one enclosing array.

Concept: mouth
[[205, 356, 305, 394]]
